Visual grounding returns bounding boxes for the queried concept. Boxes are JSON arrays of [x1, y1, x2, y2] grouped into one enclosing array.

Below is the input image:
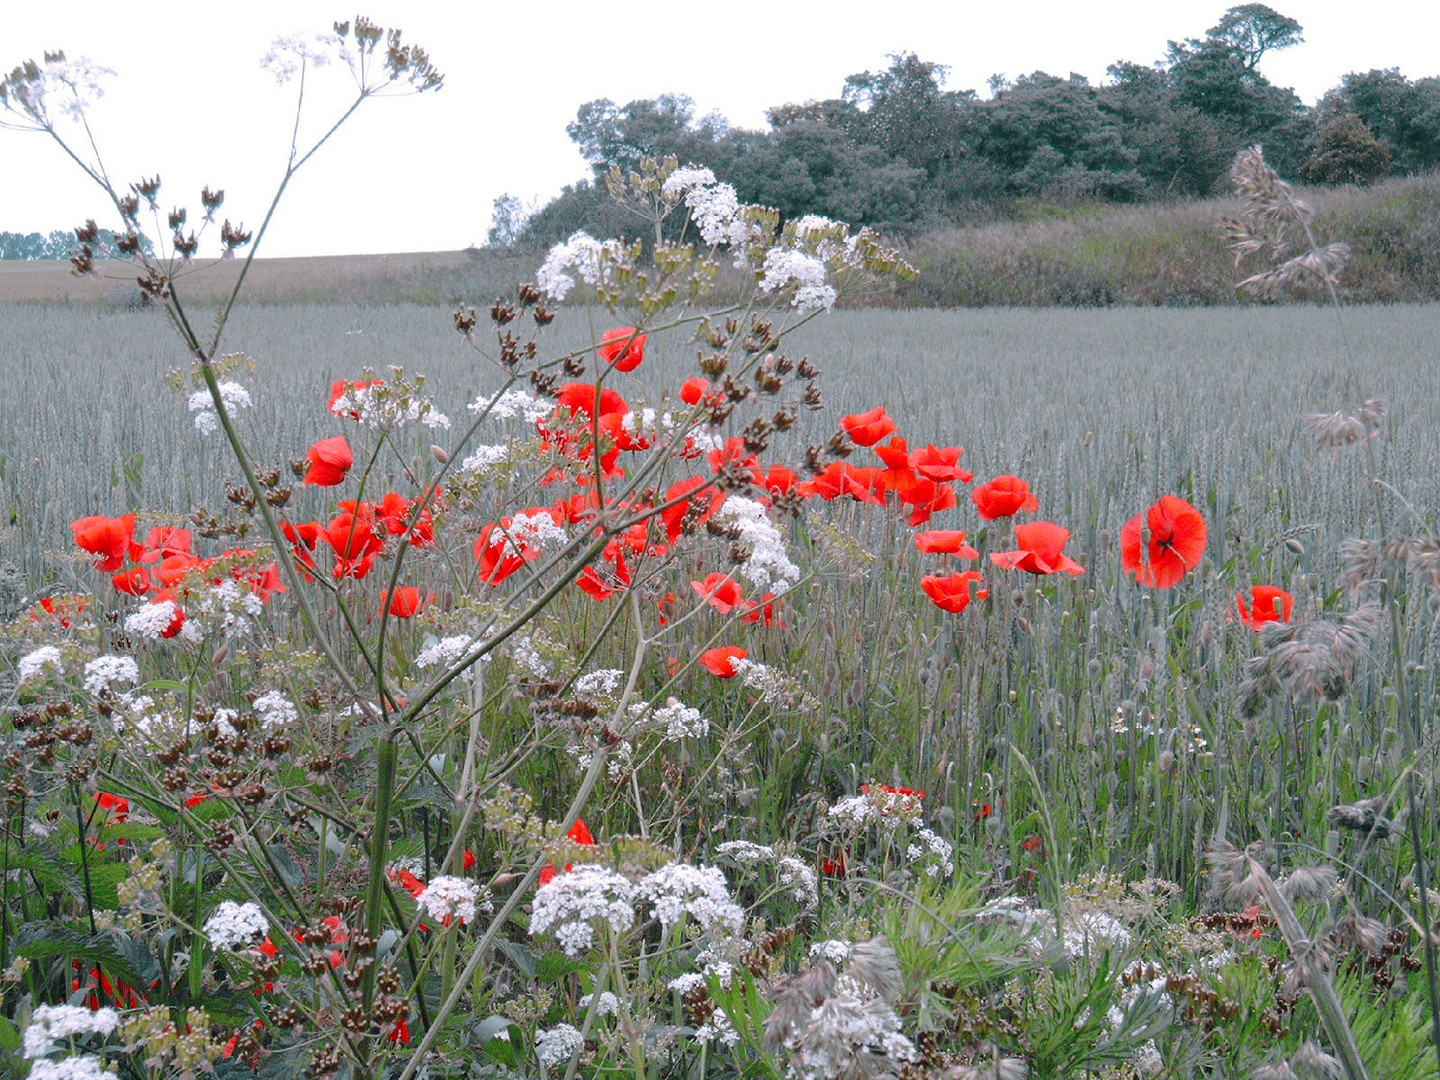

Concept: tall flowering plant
[[0, 35, 929, 1080]]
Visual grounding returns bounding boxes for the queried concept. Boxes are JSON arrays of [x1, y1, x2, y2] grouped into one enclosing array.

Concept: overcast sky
[[3, 0, 1436, 258]]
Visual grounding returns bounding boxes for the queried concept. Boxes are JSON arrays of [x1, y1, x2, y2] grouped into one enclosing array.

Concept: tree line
[[496, 5, 1440, 247]]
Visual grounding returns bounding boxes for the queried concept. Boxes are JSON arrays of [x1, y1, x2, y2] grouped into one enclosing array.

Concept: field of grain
[[4, 298, 1439, 1078]]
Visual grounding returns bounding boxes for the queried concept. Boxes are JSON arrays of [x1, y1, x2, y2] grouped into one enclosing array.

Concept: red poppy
[[971, 476, 1038, 520], [914, 530, 979, 558], [556, 382, 628, 419], [741, 592, 782, 626], [148, 589, 187, 638], [539, 817, 595, 887], [799, 462, 886, 505], [699, 646, 748, 677], [863, 782, 925, 799], [321, 502, 383, 578], [840, 406, 898, 447], [138, 526, 193, 563], [912, 444, 973, 484], [33, 595, 87, 628], [921, 571, 988, 613], [381, 586, 428, 618], [898, 477, 957, 527], [597, 327, 646, 373], [758, 465, 798, 496], [692, 572, 745, 614], [822, 852, 848, 877], [680, 377, 711, 405], [1121, 496, 1207, 589], [282, 520, 321, 575], [71, 513, 137, 572], [112, 566, 152, 596], [990, 521, 1086, 576], [660, 476, 724, 543], [873, 437, 915, 490], [389, 1019, 410, 1045], [304, 436, 353, 487], [1237, 585, 1293, 629]]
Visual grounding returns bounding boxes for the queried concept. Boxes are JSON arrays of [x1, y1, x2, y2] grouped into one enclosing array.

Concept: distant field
[[2, 300, 1435, 596]]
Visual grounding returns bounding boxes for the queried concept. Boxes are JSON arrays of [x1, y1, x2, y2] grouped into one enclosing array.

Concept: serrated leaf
[[15, 922, 148, 992]]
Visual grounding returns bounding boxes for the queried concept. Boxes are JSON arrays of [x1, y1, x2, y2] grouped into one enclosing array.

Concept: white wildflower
[[187, 381, 251, 433], [460, 443, 509, 476], [662, 166, 717, 198], [644, 698, 709, 740], [637, 863, 744, 935], [252, 690, 298, 730], [535, 1023, 583, 1070], [531, 865, 637, 956], [826, 794, 874, 826], [696, 1006, 739, 1048], [777, 856, 819, 904], [18, 645, 64, 684], [810, 939, 854, 964], [474, 389, 551, 422], [578, 991, 620, 1017], [1062, 910, 1133, 957], [758, 248, 836, 314], [536, 231, 625, 301], [906, 827, 955, 879], [511, 636, 551, 679], [416, 634, 483, 670], [414, 875, 482, 925], [261, 32, 353, 85], [685, 182, 743, 247], [668, 972, 708, 994], [14, 55, 114, 125], [717, 840, 776, 864], [124, 599, 179, 639], [203, 900, 268, 949], [22, 1004, 119, 1057], [82, 655, 139, 697], [711, 496, 798, 591], [27, 1058, 118, 1080], [575, 669, 623, 701]]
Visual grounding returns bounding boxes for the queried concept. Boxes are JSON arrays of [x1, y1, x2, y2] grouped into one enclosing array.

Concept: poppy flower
[[71, 513, 137, 572], [758, 465, 797, 496], [597, 327, 646, 373], [138, 526, 193, 563], [1237, 585, 1293, 629], [840, 406, 898, 447], [112, 566, 152, 596], [556, 382, 628, 419], [322, 502, 382, 579], [381, 586, 428, 618], [692, 572, 745, 614], [912, 444, 973, 484], [304, 436, 353, 487], [539, 817, 595, 887], [147, 588, 187, 638], [898, 479, 958, 527], [680, 377, 711, 405], [921, 571, 989, 613], [282, 520, 321, 575], [741, 592, 782, 626], [699, 646, 748, 677], [990, 521, 1086, 576], [660, 476, 724, 543], [914, 530, 979, 558], [972, 476, 1038, 520], [1121, 496, 1207, 589]]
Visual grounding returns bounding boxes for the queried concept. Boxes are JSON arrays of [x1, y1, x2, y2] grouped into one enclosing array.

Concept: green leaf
[[536, 950, 583, 983], [14, 922, 156, 994]]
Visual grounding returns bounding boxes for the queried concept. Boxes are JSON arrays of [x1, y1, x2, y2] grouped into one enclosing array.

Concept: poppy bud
[[430, 444, 449, 465]]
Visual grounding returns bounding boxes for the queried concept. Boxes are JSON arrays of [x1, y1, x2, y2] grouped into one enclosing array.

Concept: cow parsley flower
[[711, 496, 798, 591], [124, 599, 179, 639], [662, 166, 717, 198], [717, 840, 776, 864], [575, 668, 623, 701], [27, 1058, 118, 1079], [759, 248, 836, 314], [531, 865, 636, 956], [460, 443, 509, 476], [906, 826, 955, 879], [536, 231, 625, 301], [22, 1004, 120, 1057], [637, 863, 744, 935], [82, 655, 139, 697], [203, 900, 268, 949], [187, 381, 252, 434], [416, 634, 483, 670], [535, 1023, 583, 1070], [684, 182, 743, 247], [578, 990, 620, 1017], [778, 856, 820, 904], [415, 875, 483, 925], [18, 645, 63, 684], [252, 690, 298, 729], [261, 31, 354, 85], [473, 389, 551, 422]]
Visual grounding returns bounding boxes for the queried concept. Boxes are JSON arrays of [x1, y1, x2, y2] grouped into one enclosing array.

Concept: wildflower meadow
[[2, 23, 1439, 1080]]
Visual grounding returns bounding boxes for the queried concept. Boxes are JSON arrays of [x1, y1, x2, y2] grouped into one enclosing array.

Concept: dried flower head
[[1238, 602, 1380, 716]]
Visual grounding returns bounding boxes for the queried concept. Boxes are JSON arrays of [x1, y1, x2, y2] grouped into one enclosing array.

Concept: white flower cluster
[[472, 389, 552, 423], [731, 659, 808, 708], [252, 690, 298, 730], [415, 875, 483, 925], [416, 634, 482, 670], [510, 636, 552, 680], [810, 939, 854, 964], [536, 231, 626, 301], [661, 166, 717, 198], [82, 655, 139, 697], [261, 31, 354, 85], [187, 380, 252, 434], [460, 443, 510, 476], [630, 697, 709, 740], [777, 856, 820, 905], [124, 599, 180, 640], [27, 1058, 118, 1080], [535, 1023, 583, 1070], [203, 900, 269, 949], [578, 991, 620, 1017], [696, 1006, 740, 1047], [18, 645, 63, 684], [22, 1004, 120, 1057], [716, 840, 775, 864], [488, 511, 569, 563], [711, 496, 798, 591], [531, 864, 637, 956], [22, 55, 115, 124], [1063, 910, 1133, 957], [331, 383, 450, 430], [668, 972, 707, 994], [759, 248, 836, 314], [682, 181, 756, 253], [637, 862, 744, 935], [574, 668, 623, 702], [188, 578, 263, 636], [906, 827, 955, 879]]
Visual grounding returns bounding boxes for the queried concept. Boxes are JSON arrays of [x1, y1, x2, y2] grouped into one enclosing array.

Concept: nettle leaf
[[14, 922, 160, 993]]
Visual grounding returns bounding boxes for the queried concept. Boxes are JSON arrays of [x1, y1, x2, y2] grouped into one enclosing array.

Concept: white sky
[[3, 0, 1436, 258]]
